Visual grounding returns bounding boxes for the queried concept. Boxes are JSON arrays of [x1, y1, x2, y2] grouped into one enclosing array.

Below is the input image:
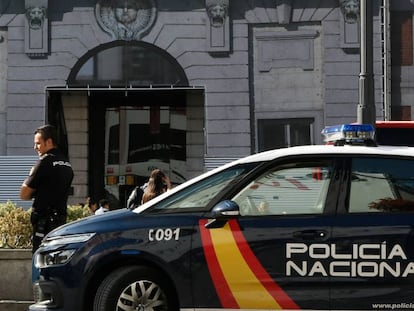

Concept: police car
[[30, 124, 414, 311]]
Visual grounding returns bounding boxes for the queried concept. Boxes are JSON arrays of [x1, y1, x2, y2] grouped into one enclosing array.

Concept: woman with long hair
[[141, 169, 172, 204]]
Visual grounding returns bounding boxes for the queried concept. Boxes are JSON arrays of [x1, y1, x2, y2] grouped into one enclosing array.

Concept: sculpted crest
[[96, 0, 157, 40]]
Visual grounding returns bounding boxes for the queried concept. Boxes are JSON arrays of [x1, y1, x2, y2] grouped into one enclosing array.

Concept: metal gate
[[0, 156, 38, 209]]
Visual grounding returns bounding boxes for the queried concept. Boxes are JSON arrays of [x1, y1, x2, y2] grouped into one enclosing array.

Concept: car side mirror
[[205, 200, 240, 229]]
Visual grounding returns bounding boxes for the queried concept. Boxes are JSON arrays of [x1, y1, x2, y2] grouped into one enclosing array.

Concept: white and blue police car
[[30, 124, 414, 311]]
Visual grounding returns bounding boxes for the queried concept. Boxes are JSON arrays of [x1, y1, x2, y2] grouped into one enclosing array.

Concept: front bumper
[[29, 280, 63, 310]]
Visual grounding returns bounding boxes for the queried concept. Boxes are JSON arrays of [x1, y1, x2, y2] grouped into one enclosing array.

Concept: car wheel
[[93, 266, 175, 311]]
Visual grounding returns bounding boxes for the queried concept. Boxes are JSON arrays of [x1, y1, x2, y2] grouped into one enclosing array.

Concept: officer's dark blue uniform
[[25, 148, 74, 252]]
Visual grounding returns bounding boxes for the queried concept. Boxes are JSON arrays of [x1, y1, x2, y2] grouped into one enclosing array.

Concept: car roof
[[134, 144, 414, 214], [235, 144, 414, 164]]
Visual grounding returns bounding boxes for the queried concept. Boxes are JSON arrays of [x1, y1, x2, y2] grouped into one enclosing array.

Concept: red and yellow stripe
[[199, 219, 299, 309]]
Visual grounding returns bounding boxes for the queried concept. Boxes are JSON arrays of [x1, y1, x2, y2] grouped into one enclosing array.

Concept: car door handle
[[293, 230, 327, 240]]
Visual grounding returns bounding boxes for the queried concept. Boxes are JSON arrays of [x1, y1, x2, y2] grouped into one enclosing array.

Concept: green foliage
[[0, 202, 89, 249], [0, 202, 32, 249], [67, 205, 91, 222], [0, 201, 19, 217]]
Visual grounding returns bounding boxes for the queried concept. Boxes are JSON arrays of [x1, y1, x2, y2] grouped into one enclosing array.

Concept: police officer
[[20, 125, 74, 253]]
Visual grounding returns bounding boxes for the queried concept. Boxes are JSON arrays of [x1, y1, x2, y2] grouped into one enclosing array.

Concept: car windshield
[[147, 162, 260, 213]]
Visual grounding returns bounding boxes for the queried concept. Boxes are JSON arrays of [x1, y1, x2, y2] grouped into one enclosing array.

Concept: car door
[[330, 156, 414, 310], [196, 157, 341, 310]]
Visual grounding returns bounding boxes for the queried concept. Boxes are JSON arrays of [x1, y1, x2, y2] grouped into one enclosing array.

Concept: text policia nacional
[[286, 243, 414, 278]]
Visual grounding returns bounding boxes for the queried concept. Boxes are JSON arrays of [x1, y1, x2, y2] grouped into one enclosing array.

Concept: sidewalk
[[0, 300, 33, 311]]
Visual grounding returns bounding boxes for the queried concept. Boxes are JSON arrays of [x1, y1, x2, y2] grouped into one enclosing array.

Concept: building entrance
[[46, 40, 204, 208], [47, 87, 204, 209]]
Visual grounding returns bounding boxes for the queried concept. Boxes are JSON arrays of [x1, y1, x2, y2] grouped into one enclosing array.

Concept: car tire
[[93, 266, 176, 311]]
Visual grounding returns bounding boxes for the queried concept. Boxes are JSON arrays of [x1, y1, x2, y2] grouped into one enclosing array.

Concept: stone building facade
[[0, 0, 412, 207]]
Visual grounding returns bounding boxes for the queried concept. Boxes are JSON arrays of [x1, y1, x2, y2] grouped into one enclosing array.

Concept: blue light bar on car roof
[[321, 124, 375, 145]]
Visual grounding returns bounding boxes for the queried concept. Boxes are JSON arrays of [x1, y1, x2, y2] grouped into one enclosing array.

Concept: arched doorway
[[68, 40, 189, 86], [47, 41, 205, 209]]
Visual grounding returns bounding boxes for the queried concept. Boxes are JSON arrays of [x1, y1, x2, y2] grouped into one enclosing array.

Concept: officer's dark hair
[[35, 124, 58, 145]]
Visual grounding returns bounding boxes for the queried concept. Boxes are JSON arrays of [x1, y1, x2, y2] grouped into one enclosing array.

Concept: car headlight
[[34, 233, 96, 268], [35, 249, 76, 268]]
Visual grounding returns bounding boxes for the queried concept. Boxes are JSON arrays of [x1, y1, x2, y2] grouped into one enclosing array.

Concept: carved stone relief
[[26, 6, 47, 30], [339, 0, 360, 24], [205, 0, 230, 53], [25, 0, 48, 57], [95, 0, 157, 41], [0, 0, 10, 42], [339, 0, 360, 48], [206, 0, 229, 27]]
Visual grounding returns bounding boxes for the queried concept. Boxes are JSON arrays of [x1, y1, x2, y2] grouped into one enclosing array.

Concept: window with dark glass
[[349, 158, 414, 213], [108, 124, 120, 165], [258, 118, 314, 151], [232, 160, 333, 216], [70, 43, 188, 86]]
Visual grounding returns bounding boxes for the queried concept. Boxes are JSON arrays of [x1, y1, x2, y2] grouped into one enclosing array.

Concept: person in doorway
[[95, 198, 110, 215], [20, 124, 74, 254], [141, 169, 172, 204]]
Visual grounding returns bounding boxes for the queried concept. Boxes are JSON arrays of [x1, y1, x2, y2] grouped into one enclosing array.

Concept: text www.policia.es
[[372, 303, 414, 310]]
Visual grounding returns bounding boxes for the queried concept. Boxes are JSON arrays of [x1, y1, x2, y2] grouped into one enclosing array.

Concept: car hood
[[47, 208, 140, 237]]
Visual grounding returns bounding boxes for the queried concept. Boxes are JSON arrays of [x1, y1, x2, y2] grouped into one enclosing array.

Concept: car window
[[349, 157, 414, 213], [232, 160, 333, 216], [150, 163, 260, 212]]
